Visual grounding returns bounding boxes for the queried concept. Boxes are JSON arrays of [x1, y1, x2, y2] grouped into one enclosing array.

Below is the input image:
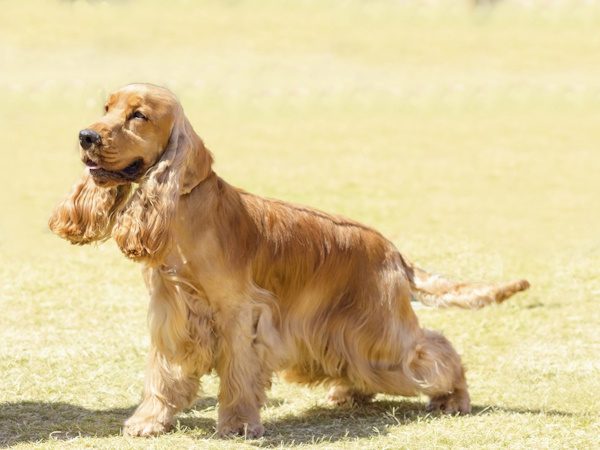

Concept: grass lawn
[[0, 0, 599, 448]]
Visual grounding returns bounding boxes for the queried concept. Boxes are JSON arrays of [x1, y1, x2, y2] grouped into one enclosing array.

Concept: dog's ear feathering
[[48, 172, 131, 245], [112, 108, 213, 264], [49, 103, 213, 263]]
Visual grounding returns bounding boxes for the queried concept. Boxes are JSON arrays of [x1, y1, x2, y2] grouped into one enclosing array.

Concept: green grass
[[1, 0, 599, 448]]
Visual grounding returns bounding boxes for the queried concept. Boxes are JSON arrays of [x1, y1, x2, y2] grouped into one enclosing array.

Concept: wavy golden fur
[[49, 84, 529, 438]]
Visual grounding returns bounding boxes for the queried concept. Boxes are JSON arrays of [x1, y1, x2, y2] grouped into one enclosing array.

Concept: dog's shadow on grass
[[0, 399, 217, 447], [0, 397, 575, 447], [183, 399, 577, 447], [0, 400, 136, 447], [258, 399, 427, 446]]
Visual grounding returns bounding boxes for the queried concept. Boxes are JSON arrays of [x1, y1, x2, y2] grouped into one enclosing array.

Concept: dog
[[49, 83, 529, 438]]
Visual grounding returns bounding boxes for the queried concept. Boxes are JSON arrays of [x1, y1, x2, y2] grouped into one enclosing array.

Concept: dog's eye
[[131, 111, 147, 120], [104, 104, 109, 113]]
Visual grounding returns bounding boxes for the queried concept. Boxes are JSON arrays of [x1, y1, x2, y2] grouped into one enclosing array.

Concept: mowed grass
[[1, 0, 599, 448]]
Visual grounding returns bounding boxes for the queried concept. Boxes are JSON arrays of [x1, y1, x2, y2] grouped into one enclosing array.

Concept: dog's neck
[[184, 169, 217, 196]]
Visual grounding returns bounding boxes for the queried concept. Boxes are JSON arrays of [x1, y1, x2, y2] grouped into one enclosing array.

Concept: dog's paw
[[326, 386, 374, 407], [217, 421, 264, 439], [427, 388, 471, 415], [123, 416, 172, 437]]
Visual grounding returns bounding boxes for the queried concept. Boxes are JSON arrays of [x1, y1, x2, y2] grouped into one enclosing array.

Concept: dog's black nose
[[79, 129, 101, 150]]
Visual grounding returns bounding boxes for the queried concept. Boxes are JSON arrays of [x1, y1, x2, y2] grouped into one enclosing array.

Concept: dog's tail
[[406, 263, 530, 310]]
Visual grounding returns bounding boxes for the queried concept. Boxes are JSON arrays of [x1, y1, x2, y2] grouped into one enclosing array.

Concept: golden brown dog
[[49, 83, 529, 438]]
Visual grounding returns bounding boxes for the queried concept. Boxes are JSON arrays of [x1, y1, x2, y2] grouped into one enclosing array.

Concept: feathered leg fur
[[213, 295, 283, 438], [124, 268, 215, 436]]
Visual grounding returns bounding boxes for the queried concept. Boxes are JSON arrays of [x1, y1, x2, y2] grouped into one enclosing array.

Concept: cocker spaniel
[[49, 84, 529, 438]]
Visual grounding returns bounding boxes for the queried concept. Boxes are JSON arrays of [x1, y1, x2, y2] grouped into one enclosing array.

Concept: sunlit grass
[[0, 1, 599, 448]]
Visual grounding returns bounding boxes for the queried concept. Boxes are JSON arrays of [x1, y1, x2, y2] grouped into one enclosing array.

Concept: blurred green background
[[0, 1, 598, 448]]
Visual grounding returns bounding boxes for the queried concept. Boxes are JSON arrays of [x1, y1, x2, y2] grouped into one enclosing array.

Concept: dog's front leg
[[214, 303, 278, 438], [124, 267, 214, 437], [123, 347, 200, 437]]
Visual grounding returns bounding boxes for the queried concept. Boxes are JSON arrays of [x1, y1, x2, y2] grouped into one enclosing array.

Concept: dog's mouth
[[85, 157, 145, 183]]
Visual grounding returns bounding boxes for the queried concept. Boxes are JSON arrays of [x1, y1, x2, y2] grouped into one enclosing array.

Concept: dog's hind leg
[[353, 329, 471, 414], [404, 329, 471, 414], [343, 328, 470, 414], [363, 263, 471, 413]]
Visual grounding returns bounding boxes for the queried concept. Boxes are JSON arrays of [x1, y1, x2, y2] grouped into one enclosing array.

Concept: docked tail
[[408, 265, 530, 310]]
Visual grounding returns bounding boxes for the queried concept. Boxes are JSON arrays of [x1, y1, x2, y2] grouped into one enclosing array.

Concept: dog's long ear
[[112, 108, 213, 264], [48, 172, 131, 245]]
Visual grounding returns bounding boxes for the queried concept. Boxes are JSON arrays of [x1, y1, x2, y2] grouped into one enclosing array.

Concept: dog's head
[[78, 84, 178, 187], [49, 84, 213, 263]]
